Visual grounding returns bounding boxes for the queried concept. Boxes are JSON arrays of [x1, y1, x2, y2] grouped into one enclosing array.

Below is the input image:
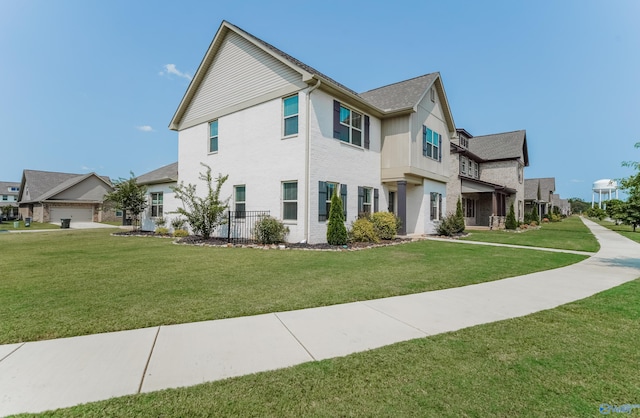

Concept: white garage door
[[50, 207, 93, 222]]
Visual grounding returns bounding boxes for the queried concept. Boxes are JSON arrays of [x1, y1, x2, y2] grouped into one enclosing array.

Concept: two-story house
[[525, 177, 556, 219], [447, 129, 529, 228], [169, 21, 457, 243], [0, 181, 20, 220]]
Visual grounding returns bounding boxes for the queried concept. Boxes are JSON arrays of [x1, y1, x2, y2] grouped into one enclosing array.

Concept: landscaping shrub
[[154, 217, 167, 228], [550, 213, 562, 222], [349, 217, 379, 243], [531, 205, 539, 222], [530, 220, 538, 227], [155, 227, 169, 235], [173, 229, 189, 238], [371, 212, 398, 240], [437, 213, 464, 236], [254, 216, 289, 244], [455, 198, 465, 232], [171, 217, 187, 230], [586, 206, 606, 221], [505, 202, 517, 230], [327, 190, 348, 245]]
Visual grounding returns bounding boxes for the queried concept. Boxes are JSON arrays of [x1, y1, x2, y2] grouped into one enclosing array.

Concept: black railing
[[213, 210, 270, 244]]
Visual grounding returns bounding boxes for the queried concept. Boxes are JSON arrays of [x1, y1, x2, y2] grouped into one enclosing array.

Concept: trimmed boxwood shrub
[[349, 217, 379, 243], [371, 212, 398, 240]]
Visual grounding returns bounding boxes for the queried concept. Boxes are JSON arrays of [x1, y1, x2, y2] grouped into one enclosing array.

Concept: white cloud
[[80, 165, 91, 171], [136, 125, 154, 132], [159, 64, 192, 81]]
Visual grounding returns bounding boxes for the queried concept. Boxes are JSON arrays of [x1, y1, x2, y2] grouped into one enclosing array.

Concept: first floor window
[[423, 126, 441, 161], [358, 187, 372, 216], [283, 95, 299, 136], [318, 181, 346, 221], [388, 191, 395, 214], [430, 192, 442, 221], [115, 210, 123, 217], [209, 120, 218, 153], [282, 181, 298, 221], [234, 185, 246, 218], [151, 192, 163, 217]]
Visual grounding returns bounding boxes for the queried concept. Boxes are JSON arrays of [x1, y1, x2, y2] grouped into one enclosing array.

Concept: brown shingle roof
[[136, 162, 178, 185], [359, 73, 440, 112], [468, 130, 529, 166]]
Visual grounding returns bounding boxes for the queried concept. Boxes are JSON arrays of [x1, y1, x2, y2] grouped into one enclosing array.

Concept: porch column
[[397, 180, 407, 235], [492, 192, 497, 216]]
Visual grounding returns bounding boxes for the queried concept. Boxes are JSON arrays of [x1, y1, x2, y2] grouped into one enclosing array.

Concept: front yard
[[0, 229, 586, 344], [460, 215, 600, 252], [28, 278, 640, 417]]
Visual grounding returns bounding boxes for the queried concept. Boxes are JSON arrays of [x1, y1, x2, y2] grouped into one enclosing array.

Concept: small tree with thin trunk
[[455, 197, 465, 233], [531, 205, 539, 223], [104, 172, 148, 230], [326, 189, 348, 245], [171, 163, 230, 238]]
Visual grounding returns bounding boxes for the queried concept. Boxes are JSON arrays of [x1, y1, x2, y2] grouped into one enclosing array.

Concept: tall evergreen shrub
[[505, 202, 517, 230], [327, 190, 348, 245], [455, 198, 465, 232]]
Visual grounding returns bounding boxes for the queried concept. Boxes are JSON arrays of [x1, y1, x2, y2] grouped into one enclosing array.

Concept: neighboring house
[[169, 21, 458, 243], [447, 129, 529, 228], [0, 181, 20, 220], [17, 170, 116, 223], [551, 193, 571, 216], [524, 177, 556, 218], [136, 162, 179, 231]]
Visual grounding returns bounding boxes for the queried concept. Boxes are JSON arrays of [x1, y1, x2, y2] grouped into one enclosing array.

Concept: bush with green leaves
[[371, 212, 398, 240], [505, 202, 517, 230], [171, 217, 186, 230], [173, 229, 189, 238], [155, 227, 169, 235], [171, 164, 230, 238], [254, 216, 289, 244], [349, 217, 379, 243], [455, 198, 465, 232], [327, 190, 348, 245], [531, 205, 539, 222], [586, 206, 606, 221], [437, 213, 464, 236]]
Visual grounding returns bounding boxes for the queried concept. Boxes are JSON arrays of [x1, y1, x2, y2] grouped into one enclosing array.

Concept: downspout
[[304, 78, 321, 243]]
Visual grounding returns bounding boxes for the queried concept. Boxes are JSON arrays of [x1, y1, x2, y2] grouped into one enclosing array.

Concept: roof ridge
[[360, 72, 439, 94], [471, 129, 525, 139]]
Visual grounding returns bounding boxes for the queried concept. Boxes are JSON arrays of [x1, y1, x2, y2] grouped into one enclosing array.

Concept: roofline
[[460, 176, 516, 194]]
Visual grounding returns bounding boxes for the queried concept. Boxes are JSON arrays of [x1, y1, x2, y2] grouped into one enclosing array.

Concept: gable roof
[[524, 177, 556, 201], [18, 170, 112, 203], [0, 181, 20, 194], [170, 21, 456, 132], [468, 130, 529, 166], [136, 162, 179, 185]]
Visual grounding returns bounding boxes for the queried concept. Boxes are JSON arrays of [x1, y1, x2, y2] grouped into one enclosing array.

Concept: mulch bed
[[111, 230, 414, 251]]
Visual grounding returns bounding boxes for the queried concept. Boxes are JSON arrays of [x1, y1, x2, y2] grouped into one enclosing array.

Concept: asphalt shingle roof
[[359, 73, 440, 112], [468, 130, 527, 163], [136, 162, 178, 185], [20, 170, 111, 203], [524, 177, 556, 202]]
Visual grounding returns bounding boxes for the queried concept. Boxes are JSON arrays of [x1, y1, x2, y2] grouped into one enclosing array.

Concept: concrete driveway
[[53, 221, 120, 229]]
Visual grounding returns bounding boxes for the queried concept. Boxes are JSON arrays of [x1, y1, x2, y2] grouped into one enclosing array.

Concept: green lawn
[[596, 220, 640, 244], [0, 229, 586, 344], [0, 220, 60, 231], [460, 216, 600, 252], [28, 279, 640, 417]]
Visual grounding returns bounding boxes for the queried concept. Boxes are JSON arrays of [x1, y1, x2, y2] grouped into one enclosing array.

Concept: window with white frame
[[234, 185, 246, 218], [472, 161, 479, 178], [150, 192, 163, 217], [1, 195, 7, 201], [430, 192, 442, 221], [461, 157, 467, 175], [358, 187, 372, 216], [338, 105, 363, 146], [282, 181, 298, 221], [283, 94, 299, 136], [423, 127, 441, 161], [209, 120, 218, 153]]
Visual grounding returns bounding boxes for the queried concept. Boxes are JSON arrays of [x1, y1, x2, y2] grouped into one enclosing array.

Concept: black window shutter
[[374, 188, 379, 212], [439, 134, 442, 162], [340, 184, 347, 220], [422, 126, 427, 155], [333, 100, 341, 139], [318, 181, 327, 221], [364, 116, 370, 149], [357, 186, 364, 214]]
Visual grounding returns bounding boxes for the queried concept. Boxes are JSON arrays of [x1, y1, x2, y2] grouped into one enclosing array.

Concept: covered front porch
[[460, 177, 514, 229]]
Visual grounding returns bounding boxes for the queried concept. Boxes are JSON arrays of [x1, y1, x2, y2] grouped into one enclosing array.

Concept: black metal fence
[[213, 210, 270, 243]]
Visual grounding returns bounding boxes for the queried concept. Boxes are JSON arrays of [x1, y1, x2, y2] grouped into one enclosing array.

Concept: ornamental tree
[[104, 172, 148, 230], [326, 189, 348, 245]]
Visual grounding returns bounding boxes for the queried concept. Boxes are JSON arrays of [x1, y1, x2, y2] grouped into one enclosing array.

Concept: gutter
[[304, 78, 321, 243]]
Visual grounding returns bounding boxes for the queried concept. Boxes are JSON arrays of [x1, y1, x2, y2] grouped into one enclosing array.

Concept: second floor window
[[461, 157, 467, 175], [283, 95, 299, 136], [209, 120, 218, 153], [150, 192, 163, 217], [338, 105, 363, 146], [423, 127, 441, 161], [2, 195, 7, 201]]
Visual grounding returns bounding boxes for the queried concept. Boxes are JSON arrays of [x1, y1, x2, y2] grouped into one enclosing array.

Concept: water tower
[[592, 179, 618, 208]]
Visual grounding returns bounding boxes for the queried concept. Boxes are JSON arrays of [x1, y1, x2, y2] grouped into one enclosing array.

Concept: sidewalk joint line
[[273, 313, 317, 361], [360, 302, 431, 336], [0, 342, 25, 363], [138, 326, 161, 394]]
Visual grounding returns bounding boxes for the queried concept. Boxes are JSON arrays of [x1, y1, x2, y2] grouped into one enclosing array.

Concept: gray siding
[[181, 31, 303, 127]]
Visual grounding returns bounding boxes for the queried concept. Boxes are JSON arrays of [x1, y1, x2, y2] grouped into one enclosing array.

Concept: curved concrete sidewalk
[[1, 218, 639, 416]]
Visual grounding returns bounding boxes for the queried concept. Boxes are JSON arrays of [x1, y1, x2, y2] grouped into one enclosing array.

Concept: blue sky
[[1, 0, 639, 201]]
